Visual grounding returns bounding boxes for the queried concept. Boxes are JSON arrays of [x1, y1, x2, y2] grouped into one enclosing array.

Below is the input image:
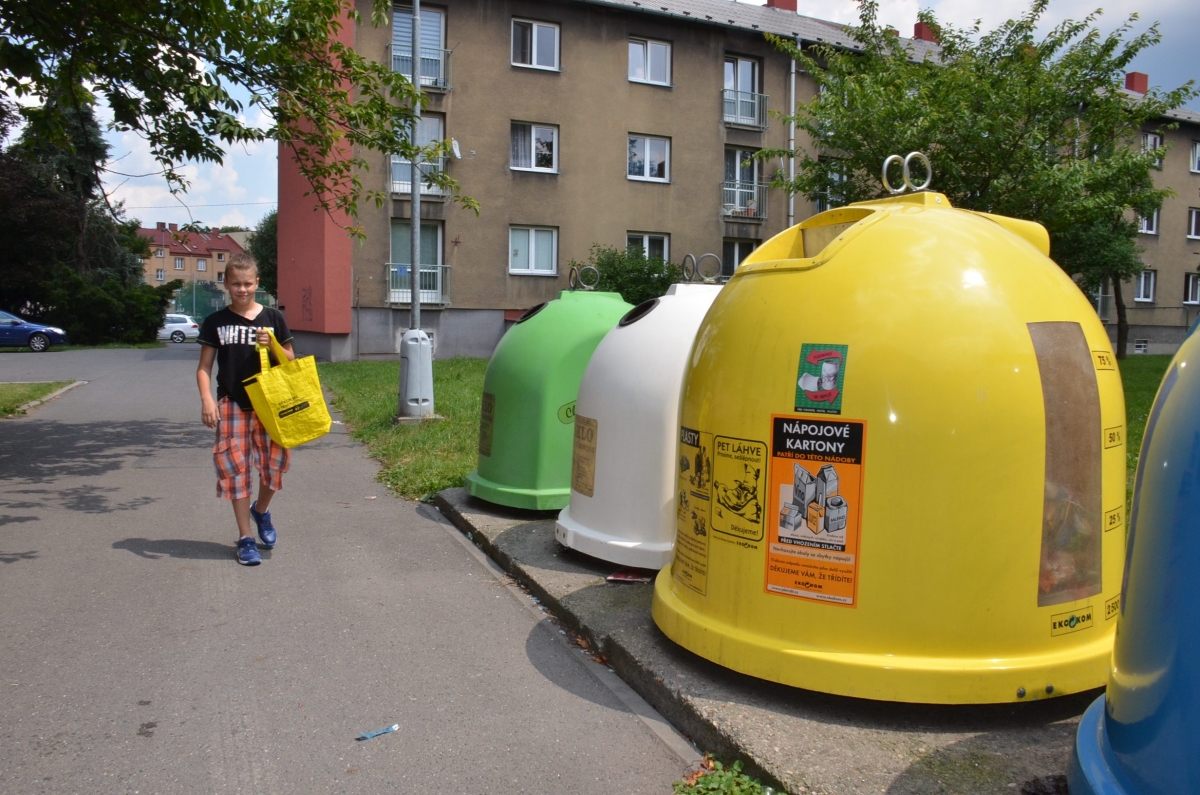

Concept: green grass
[[317, 352, 1174, 505], [319, 358, 488, 501], [0, 342, 166, 353], [0, 381, 73, 416]]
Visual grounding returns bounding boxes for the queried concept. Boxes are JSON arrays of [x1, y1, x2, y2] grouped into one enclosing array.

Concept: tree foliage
[[570, 245, 684, 307], [0, 0, 478, 234], [764, 0, 1196, 356], [249, 209, 279, 296], [0, 97, 178, 344]]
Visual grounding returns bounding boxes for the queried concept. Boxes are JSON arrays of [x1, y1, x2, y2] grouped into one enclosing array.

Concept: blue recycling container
[[1068, 324, 1200, 795]]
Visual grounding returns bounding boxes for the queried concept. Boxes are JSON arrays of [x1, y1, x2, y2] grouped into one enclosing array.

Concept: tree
[[249, 209, 279, 296], [0, 0, 477, 234], [763, 0, 1196, 357]]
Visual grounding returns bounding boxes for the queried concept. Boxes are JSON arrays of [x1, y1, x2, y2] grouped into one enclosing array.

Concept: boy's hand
[[256, 329, 272, 346], [201, 399, 219, 429]]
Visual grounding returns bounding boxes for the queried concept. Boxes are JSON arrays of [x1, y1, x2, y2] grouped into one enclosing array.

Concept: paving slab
[[436, 487, 1088, 795]]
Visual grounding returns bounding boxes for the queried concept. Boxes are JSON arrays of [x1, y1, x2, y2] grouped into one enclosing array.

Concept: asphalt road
[[0, 345, 689, 794]]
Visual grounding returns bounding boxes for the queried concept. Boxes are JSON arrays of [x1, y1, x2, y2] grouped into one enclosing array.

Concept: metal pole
[[409, 0, 421, 331], [395, 0, 435, 421]]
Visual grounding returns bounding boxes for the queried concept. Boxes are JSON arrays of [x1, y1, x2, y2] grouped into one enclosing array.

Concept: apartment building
[[138, 223, 245, 291], [1104, 73, 1200, 354], [278, 0, 919, 360]]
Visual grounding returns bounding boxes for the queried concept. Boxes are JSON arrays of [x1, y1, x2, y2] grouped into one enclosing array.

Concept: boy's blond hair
[[225, 253, 258, 279]]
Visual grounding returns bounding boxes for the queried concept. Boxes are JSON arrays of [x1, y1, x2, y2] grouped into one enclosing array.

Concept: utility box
[[466, 290, 631, 510], [1069, 327, 1200, 795], [651, 193, 1127, 704], [555, 284, 723, 568]]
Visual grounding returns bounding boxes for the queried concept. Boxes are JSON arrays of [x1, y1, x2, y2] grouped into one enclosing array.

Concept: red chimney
[[765, 0, 797, 11], [1125, 72, 1149, 94], [169, 223, 178, 232], [156, 222, 166, 230], [913, 21, 937, 42]]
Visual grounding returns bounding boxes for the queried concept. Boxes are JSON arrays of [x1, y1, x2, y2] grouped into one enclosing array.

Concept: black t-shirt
[[198, 306, 293, 411]]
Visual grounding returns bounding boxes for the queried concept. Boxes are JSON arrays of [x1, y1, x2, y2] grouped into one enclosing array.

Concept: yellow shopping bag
[[242, 330, 332, 448]]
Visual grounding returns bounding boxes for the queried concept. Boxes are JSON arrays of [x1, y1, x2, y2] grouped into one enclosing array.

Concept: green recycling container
[[466, 290, 633, 510]]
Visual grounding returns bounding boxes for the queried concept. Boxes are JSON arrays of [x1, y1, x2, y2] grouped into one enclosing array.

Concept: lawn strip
[[0, 381, 74, 416], [319, 358, 487, 501]]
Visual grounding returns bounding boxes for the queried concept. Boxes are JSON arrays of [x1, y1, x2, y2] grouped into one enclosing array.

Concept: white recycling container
[[555, 283, 723, 568]]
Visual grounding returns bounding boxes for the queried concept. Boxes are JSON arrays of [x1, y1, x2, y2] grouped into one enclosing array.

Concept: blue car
[[0, 311, 68, 351]]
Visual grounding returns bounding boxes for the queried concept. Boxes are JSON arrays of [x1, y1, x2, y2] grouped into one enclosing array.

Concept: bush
[[569, 244, 683, 307], [37, 267, 180, 345]]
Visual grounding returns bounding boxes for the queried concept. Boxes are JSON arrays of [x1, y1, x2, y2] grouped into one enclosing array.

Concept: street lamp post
[[396, 0, 435, 422]]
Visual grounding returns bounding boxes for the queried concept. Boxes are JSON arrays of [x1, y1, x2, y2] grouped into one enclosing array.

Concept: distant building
[[138, 223, 245, 292]]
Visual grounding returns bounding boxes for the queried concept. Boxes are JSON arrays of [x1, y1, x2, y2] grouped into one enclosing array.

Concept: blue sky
[[102, 0, 1199, 231]]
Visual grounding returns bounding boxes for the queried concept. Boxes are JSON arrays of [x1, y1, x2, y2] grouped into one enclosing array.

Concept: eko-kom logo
[[1050, 607, 1094, 636]]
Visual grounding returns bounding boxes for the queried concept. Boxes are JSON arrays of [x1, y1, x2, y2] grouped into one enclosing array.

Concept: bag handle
[[255, 328, 290, 372]]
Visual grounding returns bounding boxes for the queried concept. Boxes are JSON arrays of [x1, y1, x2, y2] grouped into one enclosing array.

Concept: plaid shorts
[[213, 397, 291, 500]]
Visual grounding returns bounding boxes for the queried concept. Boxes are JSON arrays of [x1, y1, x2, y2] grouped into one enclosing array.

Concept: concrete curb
[[436, 486, 1093, 795], [10, 380, 87, 415]]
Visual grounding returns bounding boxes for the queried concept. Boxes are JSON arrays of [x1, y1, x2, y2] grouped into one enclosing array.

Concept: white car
[[158, 314, 200, 343]]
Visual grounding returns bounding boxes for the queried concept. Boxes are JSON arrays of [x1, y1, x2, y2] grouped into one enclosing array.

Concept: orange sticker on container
[[764, 415, 866, 607]]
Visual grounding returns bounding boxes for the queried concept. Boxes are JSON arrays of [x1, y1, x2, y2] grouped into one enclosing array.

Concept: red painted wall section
[[276, 2, 355, 335]]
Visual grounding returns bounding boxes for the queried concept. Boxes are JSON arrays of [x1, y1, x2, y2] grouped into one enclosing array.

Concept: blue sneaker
[[250, 501, 276, 548], [236, 536, 262, 566]]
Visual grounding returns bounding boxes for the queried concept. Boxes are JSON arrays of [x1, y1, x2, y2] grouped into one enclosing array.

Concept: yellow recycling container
[[652, 192, 1126, 704]]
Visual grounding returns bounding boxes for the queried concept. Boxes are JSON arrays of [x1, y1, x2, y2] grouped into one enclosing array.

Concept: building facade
[[1103, 75, 1200, 354], [277, 0, 889, 360], [138, 223, 245, 293]]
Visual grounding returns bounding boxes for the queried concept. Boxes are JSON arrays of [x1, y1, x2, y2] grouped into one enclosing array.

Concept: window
[[174, 258, 185, 270], [217, 252, 225, 262], [723, 56, 762, 127], [510, 123, 558, 172], [1142, 132, 1162, 167], [1138, 209, 1159, 235], [1189, 208, 1200, 239], [155, 248, 164, 258], [721, 239, 757, 278], [391, 221, 446, 303], [1185, 273, 1200, 305], [392, 115, 445, 194], [816, 160, 848, 214], [393, 6, 448, 88], [1192, 141, 1200, 173], [629, 39, 670, 86], [196, 258, 206, 272], [628, 135, 669, 181], [627, 233, 668, 261], [509, 226, 557, 275], [155, 269, 165, 282], [512, 19, 559, 70], [217, 271, 225, 283], [1133, 339, 1149, 354], [1135, 268, 1156, 302]]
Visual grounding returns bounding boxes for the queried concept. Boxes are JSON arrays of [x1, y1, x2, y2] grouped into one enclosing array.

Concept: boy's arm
[[197, 345, 219, 428]]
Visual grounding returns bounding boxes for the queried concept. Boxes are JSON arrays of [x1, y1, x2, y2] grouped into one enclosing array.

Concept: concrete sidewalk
[[436, 487, 1085, 795], [0, 347, 692, 793]]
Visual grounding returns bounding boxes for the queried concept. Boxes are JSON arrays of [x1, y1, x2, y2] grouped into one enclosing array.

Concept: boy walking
[[196, 254, 294, 565]]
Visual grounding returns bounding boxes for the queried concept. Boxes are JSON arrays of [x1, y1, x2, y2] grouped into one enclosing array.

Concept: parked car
[[0, 310, 68, 351], [159, 314, 200, 343]]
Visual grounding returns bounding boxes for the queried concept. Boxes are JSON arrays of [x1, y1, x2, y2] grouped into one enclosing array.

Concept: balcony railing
[[391, 155, 448, 196], [722, 89, 768, 130], [392, 48, 452, 91], [722, 182, 768, 222], [389, 263, 450, 305]]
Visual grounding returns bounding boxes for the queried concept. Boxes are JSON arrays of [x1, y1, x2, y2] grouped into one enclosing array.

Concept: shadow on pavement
[[0, 419, 208, 483], [0, 515, 39, 526], [524, 619, 626, 711], [0, 550, 38, 563], [112, 537, 233, 560]]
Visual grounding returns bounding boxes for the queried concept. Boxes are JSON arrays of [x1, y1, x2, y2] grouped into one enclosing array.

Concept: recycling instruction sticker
[[571, 415, 598, 498], [711, 436, 768, 543], [765, 415, 867, 606], [794, 343, 848, 415], [673, 426, 712, 596]]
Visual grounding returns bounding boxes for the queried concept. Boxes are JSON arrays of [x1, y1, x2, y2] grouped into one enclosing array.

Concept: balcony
[[722, 89, 768, 130], [391, 156, 448, 197], [389, 263, 450, 306], [392, 48, 452, 91], [722, 182, 767, 222]]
